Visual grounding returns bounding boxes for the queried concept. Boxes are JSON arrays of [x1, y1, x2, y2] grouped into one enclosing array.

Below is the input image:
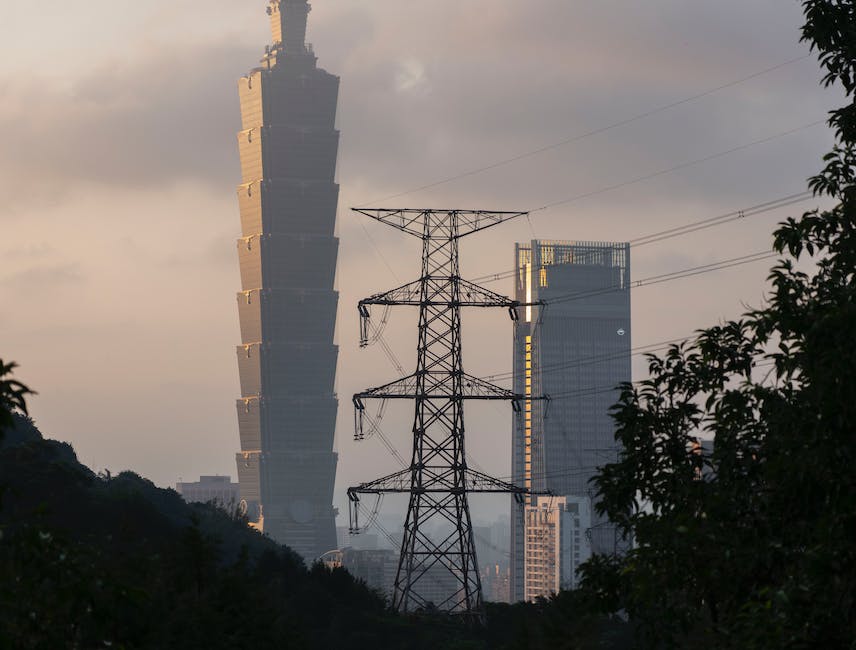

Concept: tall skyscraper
[[233, 0, 339, 561], [511, 240, 631, 601]]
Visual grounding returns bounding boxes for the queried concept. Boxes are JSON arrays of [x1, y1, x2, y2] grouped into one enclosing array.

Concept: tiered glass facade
[[234, 0, 339, 561]]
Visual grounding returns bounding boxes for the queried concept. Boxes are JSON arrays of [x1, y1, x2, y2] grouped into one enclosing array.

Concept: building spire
[[268, 0, 311, 55]]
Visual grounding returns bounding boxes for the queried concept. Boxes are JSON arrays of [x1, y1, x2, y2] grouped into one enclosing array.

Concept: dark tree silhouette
[[0, 360, 33, 440], [580, 1, 856, 647]]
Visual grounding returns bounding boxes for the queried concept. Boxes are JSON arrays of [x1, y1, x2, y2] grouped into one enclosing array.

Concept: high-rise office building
[[233, 0, 340, 561], [511, 240, 631, 601], [523, 495, 592, 601]]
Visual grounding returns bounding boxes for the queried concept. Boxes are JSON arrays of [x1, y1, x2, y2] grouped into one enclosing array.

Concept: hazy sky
[[0, 1, 841, 523]]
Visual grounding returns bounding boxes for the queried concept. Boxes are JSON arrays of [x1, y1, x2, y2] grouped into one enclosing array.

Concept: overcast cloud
[[0, 0, 843, 523]]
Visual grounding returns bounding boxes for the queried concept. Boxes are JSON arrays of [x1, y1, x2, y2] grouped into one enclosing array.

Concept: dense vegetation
[[0, 372, 628, 649], [579, 1, 856, 647], [0, 411, 396, 649]]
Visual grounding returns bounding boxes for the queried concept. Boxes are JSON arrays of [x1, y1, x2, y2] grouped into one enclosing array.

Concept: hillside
[[0, 414, 631, 649], [0, 415, 491, 649]]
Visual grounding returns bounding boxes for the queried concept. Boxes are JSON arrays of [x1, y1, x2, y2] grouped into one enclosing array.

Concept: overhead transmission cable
[[474, 250, 782, 385], [469, 191, 813, 285], [355, 57, 817, 291], [359, 237, 785, 464], [482, 336, 688, 384], [350, 62, 816, 511], [356, 113, 822, 297], [364, 54, 811, 205], [527, 120, 823, 214], [629, 191, 812, 247], [545, 249, 777, 307], [352, 60, 825, 277]]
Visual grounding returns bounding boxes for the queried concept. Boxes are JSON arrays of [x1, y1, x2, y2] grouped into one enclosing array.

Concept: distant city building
[[472, 517, 511, 603], [418, 565, 462, 609], [524, 496, 592, 601], [337, 527, 380, 551], [482, 564, 511, 604], [176, 476, 240, 510], [511, 240, 631, 601], [693, 439, 716, 480], [233, 0, 340, 562], [320, 548, 398, 599]]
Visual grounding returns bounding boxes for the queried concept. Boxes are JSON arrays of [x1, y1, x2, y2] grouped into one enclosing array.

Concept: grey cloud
[[324, 0, 833, 212], [1, 262, 83, 290], [2, 243, 57, 260], [0, 40, 255, 198], [0, 0, 837, 218], [1, 0, 844, 502]]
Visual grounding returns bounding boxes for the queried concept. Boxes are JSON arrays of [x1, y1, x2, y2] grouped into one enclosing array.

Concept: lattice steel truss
[[347, 208, 548, 621]]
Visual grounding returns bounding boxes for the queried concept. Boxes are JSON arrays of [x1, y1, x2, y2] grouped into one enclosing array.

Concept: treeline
[[0, 412, 628, 650], [574, 1, 856, 647]]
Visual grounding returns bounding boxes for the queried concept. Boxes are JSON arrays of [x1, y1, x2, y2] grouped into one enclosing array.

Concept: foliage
[[0, 360, 33, 440], [579, 1, 856, 648], [0, 411, 631, 649], [484, 593, 633, 650], [0, 420, 476, 649]]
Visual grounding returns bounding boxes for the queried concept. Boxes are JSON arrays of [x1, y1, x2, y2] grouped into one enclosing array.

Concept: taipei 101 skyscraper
[[233, 0, 339, 561]]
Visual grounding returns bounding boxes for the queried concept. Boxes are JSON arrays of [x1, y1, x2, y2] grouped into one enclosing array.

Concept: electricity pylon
[[347, 208, 548, 621]]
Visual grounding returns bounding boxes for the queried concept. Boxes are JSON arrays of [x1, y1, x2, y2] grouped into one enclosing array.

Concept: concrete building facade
[[234, 0, 339, 561], [511, 240, 631, 601], [320, 548, 399, 599], [176, 476, 240, 510], [523, 496, 592, 601]]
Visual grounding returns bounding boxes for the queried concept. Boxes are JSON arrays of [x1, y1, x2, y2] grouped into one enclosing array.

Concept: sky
[[0, 1, 842, 525]]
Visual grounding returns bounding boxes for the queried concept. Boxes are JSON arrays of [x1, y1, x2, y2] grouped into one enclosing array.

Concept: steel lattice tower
[[347, 208, 547, 620]]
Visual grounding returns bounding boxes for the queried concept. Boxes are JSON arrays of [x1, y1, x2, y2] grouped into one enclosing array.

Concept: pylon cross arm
[[353, 372, 532, 402], [353, 374, 418, 401], [359, 279, 423, 306], [352, 208, 529, 239], [462, 468, 550, 496], [348, 467, 412, 497], [460, 373, 519, 399], [456, 278, 518, 308], [358, 277, 519, 309], [346, 467, 548, 498]]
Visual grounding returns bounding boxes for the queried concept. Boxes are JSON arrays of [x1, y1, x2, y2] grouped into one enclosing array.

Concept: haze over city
[[3, 0, 856, 645], [0, 0, 839, 519]]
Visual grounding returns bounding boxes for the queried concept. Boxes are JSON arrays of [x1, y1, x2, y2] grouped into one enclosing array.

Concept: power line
[[469, 191, 813, 285], [542, 359, 776, 403], [358, 220, 401, 282], [364, 54, 811, 205], [629, 192, 812, 247], [476, 246, 785, 382], [482, 336, 687, 384], [529, 120, 824, 213], [359, 358, 777, 489], [360, 252, 783, 426], [492, 465, 606, 484], [544, 249, 778, 307]]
